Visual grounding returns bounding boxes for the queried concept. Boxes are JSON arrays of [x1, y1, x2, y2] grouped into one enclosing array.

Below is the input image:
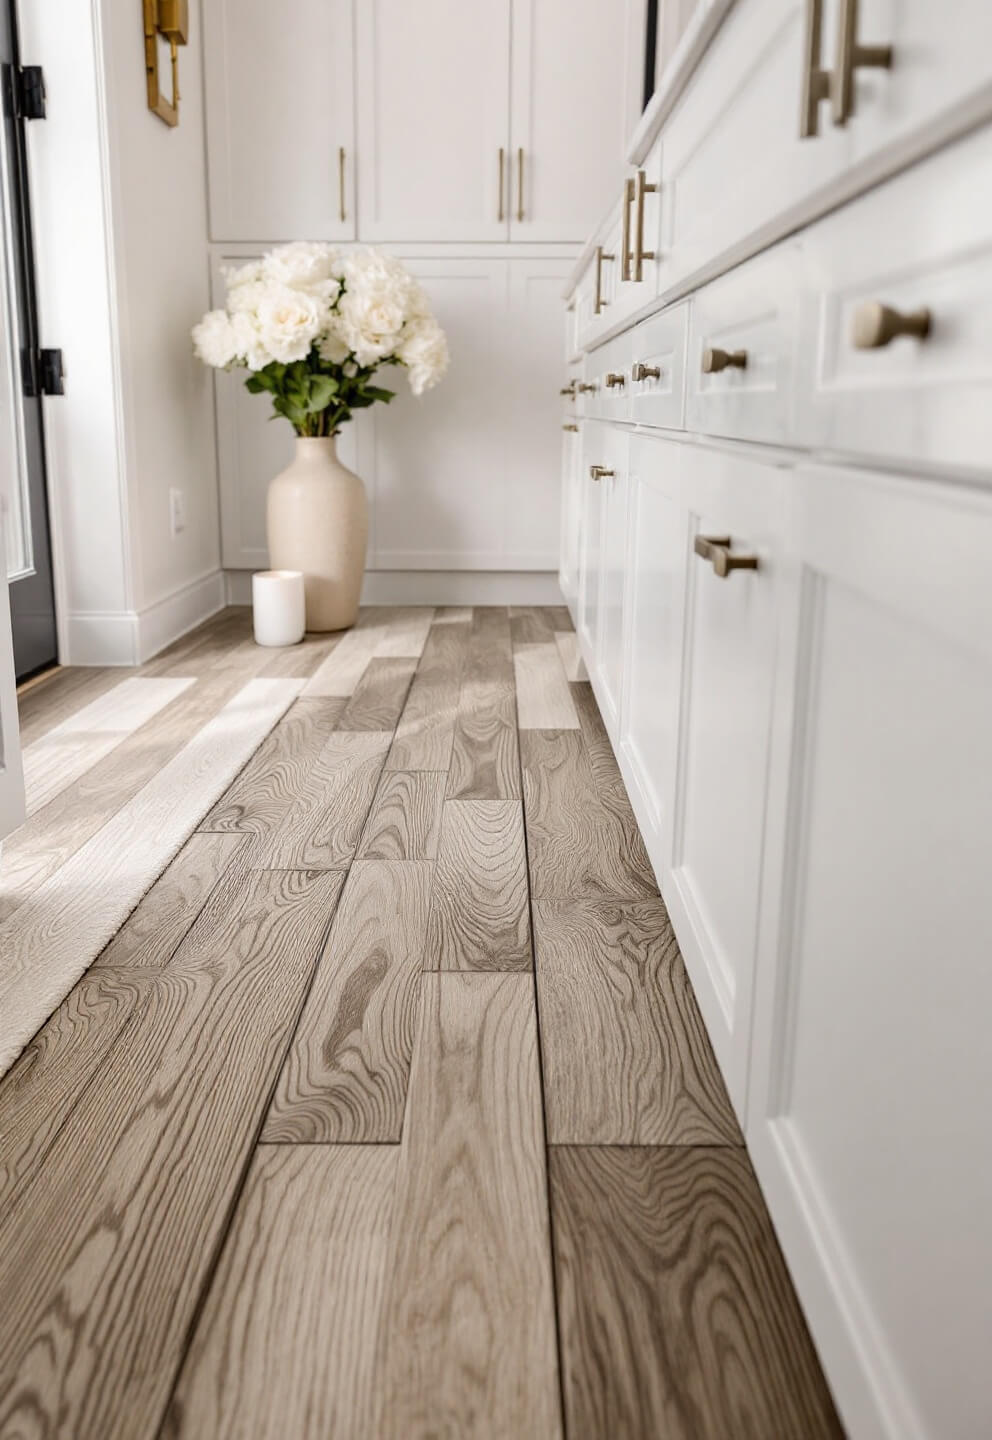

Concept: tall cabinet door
[[0, 560, 25, 846], [203, 0, 356, 241], [356, 0, 511, 241], [510, 0, 635, 242]]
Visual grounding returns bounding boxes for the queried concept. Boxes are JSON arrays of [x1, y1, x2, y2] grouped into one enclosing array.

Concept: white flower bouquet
[[193, 242, 449, 436]]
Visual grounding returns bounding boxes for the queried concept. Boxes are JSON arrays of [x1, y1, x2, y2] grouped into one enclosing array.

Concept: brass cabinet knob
[[702, 347, 747, 374], [694, 533, 759, 578], [559, 381, 577, 396], [589, 465, 616, 482], [852, 300, 930, 349], [605, 372, 626, 389], [633, 362, 661, 382], [562, 422, 579, 432], [577, 381, 597, 394], [832, 0, 892, 127]]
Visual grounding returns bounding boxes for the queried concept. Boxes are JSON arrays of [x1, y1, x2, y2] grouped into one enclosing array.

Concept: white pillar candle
[[252, 569, 306, 647]]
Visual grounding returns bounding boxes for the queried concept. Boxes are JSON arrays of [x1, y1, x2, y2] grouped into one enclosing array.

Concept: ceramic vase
[[266, 436, 368, 632]]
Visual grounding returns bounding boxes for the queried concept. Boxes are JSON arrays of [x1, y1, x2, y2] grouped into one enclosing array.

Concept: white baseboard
[[63, 571, 226, 667], [224, 569, 562, 607]]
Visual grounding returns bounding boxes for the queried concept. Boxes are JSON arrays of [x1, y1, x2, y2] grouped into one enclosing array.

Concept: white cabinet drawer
[[749, 463, 992, 1440], [666, 441, 789, 1111], [628, 302, 688, 430], [586, 332, 632, 424], [797, 123, 992, 475], [686, 242, 801, 446]]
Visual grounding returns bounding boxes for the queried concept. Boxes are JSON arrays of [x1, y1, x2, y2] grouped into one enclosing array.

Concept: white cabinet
[[748, 463, 992, 1440], [203, 0, 356, 241], [577, 422, 606, 658], [617, 432, 688, 870], [665, 441, 789, 1113], [356, 0, 511, 242], [0, 557, 24, 847], [558, 421, 582, 613], [594, 435, 630, 734], [510, 0, 635, 241]]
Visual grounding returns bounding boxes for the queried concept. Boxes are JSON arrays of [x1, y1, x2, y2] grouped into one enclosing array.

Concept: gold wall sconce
[[143, 0, 188, 127]]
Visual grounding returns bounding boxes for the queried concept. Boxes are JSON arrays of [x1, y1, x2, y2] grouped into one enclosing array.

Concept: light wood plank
[[514, 643, 580, 729], [521, 729, 657, 901], [534, 899, 740, 1145], [15, 667, 120, 747], [301, 612, 396, 697], [385, 619, 470, 772], [431, 606, 472, 625], [509, 605, 555, 645], [264, 859, 433, 1143], [95, 831, 248, 970], [554, 630, 587, 681], [338, 657, 417, 731], [168, 1145, 395, 1440], [0, 677, 304, 1078], [22, 676, 194, 815], [376, 972, 562, 1439], [550, 1146, 843, 1440], [447, 607, 519, 800], [0, 868, 343, 1440], [356, 770, 446, 861], [570, 679, 638, 821], [200, 697, 343, 834], [376, 607, 436, 657], [426, 801, 531, 971], [260, 730, 391, 869], [257, 631, 341, 678], [547, 605, 574, 633]]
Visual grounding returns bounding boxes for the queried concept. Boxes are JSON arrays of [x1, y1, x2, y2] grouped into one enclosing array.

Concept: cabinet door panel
[[356, 0, 511, 241], [594, 433, 629, 736], [578, 421, 608, 657], [667, 443, 787, 1111], [203, 0, 355, 241], [748, 464, 992, 1440], [0, 552, 25, 845], [510, 0, 634, 241]]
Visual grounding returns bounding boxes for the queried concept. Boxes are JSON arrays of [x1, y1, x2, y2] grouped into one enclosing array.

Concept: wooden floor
[[0, 606, 844, 1439]]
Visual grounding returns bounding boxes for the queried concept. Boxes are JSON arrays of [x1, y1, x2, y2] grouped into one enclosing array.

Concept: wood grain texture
[[356, 770, 446, 861], [509, 605, 556, 644], [554, 630, 587, 681], [546, 605, 574, 633], [534, 899, 740, 1145], [166, 1145, 395, 1440], [301, 611, 396, 697], [264, 859, 433, 1143], [550, 1146, 844, 1440], [521, 729, 657, 901], [338, 657, 417, 731], [0, 868, 343, 1440], [376, 972, 562, 1439], [258, 631, 340, 678], [514, 643, 581, 728], [386, 618, 470, 772], [570, 680, 639, 822], [426, 801, 531, 971], [260, 731, 391, 869], [377, 607, 436, 657], [0, 678, 304, 1078], [447, 607, 520, 800], [95, 831, 248, 970], [200, 697, 344, 834], [14, 666, 119, 747]]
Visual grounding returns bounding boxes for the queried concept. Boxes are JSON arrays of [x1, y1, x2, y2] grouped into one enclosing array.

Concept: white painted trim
[[225, 569, 562, 608], [209, 241, 582, 262], [134, 570, 226, 664]]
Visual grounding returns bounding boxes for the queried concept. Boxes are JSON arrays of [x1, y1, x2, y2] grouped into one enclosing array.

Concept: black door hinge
[[16, 66, 46, 120], [23, 347, 64, 397]]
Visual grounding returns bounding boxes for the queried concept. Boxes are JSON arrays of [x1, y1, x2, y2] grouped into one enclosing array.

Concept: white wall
[[18, 0, 223, 665]]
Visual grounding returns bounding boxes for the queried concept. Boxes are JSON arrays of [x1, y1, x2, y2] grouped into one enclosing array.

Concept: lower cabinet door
[[592, 426, 630, 736], [577, 420, 608, 658], [0, 556, 25, 846], [617, 432, 688, 870], [558, 423, 582, 614], [747, 463, 992, 1440], [666, 441, 790, 1112]]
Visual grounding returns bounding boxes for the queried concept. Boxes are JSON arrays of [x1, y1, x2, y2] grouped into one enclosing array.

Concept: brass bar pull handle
[[605, 372, 626, 390], [594, 248, 615, 315], [852, 301, 930, 349], [517, 146, 525, 222], [800, 0, 832, 138], [498, 148, 505, 223], [702, 347, 747, 373], [338, 146, 347, 222], [563, 423, 579, 432], [620, 177, 635, 282], [633, 170, 658, 282], [832, 0, 892, 126], [633, 362, 661, 381], [694, 534, 759, 578], [590, 465, 615, 482]]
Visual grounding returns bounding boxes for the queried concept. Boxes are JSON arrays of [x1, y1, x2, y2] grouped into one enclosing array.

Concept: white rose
[[317, 319, 351, 365], [256, 287, 322, 364], [226, 278, 269, 316], [230, 311, 273, 371], [192, 309, 240, 368], [263, 241, 340, 297], [399, 317, 449, 396], [223, 259, 264, 291], [339, 268, 410, 365]]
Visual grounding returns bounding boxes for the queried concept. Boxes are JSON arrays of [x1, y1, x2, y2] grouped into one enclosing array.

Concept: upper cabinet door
[[510, 0, 636, 242], [204, 0, 356, 242], [356, 0, 512, 242]]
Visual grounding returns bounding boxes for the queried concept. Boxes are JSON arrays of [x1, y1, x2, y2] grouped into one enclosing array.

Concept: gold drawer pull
[[633, 170, 658, 282], [633, 362, 661, 381], [594, 246, 615, 315], [497, 147, 505, 222], [852, 301, 930, 349], [338, 146, 347, 222], [517, 146, 525, 223], [800, 0, 832, 138], [694, 534, 759, 578], [563, 423, 579, 432], [702, 347, 747, 374], [832, 0, 892, 126], [589, 465, 615, 482], [559, 381, 577, 396], [605, 372, 626, 389], [620, 177, 635, 282], [577, 381, 597, 394]]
